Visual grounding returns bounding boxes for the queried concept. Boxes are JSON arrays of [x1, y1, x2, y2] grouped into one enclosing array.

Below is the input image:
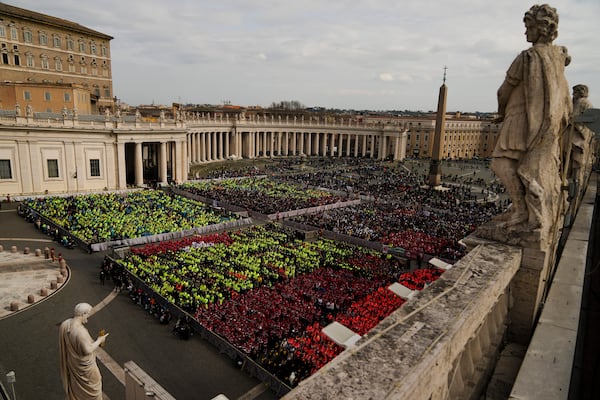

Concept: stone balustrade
[[284, 243, 522, 400]]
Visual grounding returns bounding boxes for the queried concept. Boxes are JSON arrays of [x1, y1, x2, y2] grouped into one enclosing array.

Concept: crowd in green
[[120, 223, 419, 386], [23, 190, 237, 243], [121, 224, 395, 311], [179, 177, 346, 214]]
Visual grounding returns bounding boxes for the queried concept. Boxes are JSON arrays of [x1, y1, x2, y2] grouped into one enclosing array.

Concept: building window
[[26, 53, 34, 67], [55, 57, 62, 71], [89, 159, 100, 177], [104, 88, 110, 97], [79, 41, 85, 52], [23, 91, 31, 101], [41, 56, 49, 69], [64, 92, 71, 102], [13, 54, 19, 65], [44, 92, 51, 101], [94, 87, 100, 96], [23, 30, 32, 43], [101, 45, 107, 57], [10, 26, 17, 40], [67, 37, 74, 50], [53, 35, 61, 48], [39, 32, 48, 46], [90, 43, 96, 55], [68, 63, 75, 73], [0, 160, 12, 179], [0, 25, 5, 38], [2, 53, 8, 64], [80, 65, 87, 74], [47, 159, 59, 178]]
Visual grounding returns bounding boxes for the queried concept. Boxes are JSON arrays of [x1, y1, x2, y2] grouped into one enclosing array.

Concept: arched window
[[53, 35, 61, 48], [39, 31, 48, 46]]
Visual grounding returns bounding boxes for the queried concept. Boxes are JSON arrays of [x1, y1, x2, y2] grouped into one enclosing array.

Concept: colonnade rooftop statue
[[59, 303, 108, 400], [478, 3, 572, 247]]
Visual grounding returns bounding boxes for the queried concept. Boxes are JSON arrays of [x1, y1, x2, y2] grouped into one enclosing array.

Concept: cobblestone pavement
[[0, 203, 276, 400]]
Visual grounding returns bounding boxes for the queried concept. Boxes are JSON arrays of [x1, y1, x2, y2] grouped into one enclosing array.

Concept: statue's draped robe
[[493, 43, 572, 242], [59, 318, 103, 400]]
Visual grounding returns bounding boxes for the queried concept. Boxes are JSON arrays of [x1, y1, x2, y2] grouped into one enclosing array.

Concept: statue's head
[[524, 4, 559, 44], [573, 84, 589, 99], [74, 303, 93, 321]]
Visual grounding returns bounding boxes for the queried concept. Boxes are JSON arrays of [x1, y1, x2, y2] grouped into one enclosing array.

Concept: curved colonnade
[[186, 119, 408, 164]]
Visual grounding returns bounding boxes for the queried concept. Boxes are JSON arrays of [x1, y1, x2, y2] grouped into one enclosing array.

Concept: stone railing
[[0, 112, 184, 131], [508, 174, 597, 399], [283, 243, 522, 399]]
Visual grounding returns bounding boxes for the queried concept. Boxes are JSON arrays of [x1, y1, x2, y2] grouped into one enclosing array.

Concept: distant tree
[[268, 100, 305, 110]]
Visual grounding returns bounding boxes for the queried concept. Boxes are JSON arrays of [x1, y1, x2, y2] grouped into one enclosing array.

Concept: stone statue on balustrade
[[26, 104, 32, 117], [569, 84, 595, 191], [59, 303, 108, 400], [476, 4, 572, 248]]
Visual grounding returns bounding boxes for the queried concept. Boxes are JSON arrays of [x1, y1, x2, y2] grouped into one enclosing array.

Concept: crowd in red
[[254, 265, 444, 385], [130, 232, 233, 257]]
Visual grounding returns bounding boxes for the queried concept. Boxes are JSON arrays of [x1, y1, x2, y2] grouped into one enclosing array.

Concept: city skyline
[[12, 0, 600, 112]]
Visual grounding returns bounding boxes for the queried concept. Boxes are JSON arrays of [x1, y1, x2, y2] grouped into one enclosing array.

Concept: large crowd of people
[[179, 177, 347, 215], [22, 190, 237, 243], [19, 157, 507, 390], [119, 223, 442, 386]]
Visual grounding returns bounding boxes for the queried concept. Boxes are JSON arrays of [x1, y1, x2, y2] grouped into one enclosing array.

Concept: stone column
[[362, 135, 367, 157], [291, 132, 297, 156], [306, 133, 312, 156], [212, 132, 218, 161], [299, 132, 305, 155], [134, 142, 143, 187], [329, 133, 335, 157], [345, 134, 351, 157], [218, 131, 223, 159], [370, 134, 376, 158], [189, 134, 195, 163], [225, 131, 230, 159], [354, 134, 360, 157], [159, 141, 168, 184], [379, 134, 386, 160], [116, 142, 127, 189], [277, 132, 282, 156]]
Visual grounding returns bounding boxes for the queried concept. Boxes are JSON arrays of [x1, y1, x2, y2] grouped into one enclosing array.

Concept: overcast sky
[[13, 0, 600, 112]]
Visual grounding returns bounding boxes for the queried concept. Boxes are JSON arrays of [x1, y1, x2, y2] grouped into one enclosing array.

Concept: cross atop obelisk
[[428, 67, 448, 187]]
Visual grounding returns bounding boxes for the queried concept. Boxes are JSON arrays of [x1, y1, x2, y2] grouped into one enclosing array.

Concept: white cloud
[[12, 0, 600, 111]]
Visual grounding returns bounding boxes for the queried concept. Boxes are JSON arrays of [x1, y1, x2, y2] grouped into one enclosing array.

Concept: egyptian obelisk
[[428, 67, 448, 187]]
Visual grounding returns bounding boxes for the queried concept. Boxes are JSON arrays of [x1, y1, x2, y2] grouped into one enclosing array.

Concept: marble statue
[[573, 84, 592, 116], [483, 4, 572, 246], [59, 303, 108, 400], [570, 84, 594, 191]]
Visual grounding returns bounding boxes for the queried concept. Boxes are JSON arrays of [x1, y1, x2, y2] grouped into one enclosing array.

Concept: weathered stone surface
[[479, 4, 571, 249]]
